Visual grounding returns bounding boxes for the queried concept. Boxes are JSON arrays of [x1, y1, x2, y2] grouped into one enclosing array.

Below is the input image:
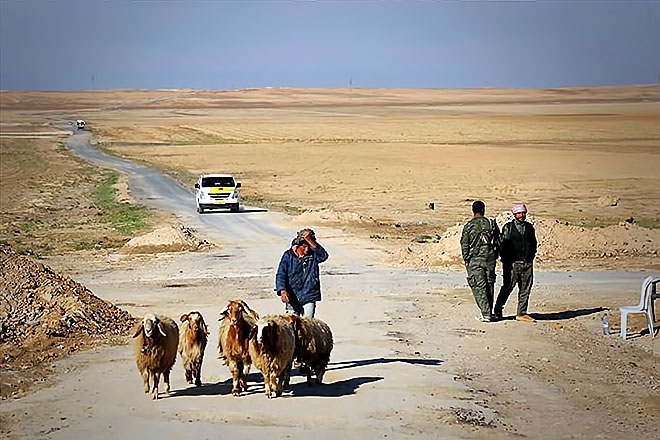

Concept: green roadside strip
[[93, 173, 150, 235]]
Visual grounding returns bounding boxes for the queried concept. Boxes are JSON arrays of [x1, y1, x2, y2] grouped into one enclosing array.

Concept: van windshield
[[201, 177, 235, 187]]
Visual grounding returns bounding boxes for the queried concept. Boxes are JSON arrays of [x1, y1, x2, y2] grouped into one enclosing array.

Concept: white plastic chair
[[620, 276, 658, 340]]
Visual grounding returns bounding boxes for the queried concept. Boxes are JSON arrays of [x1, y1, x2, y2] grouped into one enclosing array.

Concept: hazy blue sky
[[1, 0, 659, 90]]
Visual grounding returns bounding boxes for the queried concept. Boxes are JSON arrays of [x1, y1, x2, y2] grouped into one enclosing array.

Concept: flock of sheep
[[131, 299, 334, 400]]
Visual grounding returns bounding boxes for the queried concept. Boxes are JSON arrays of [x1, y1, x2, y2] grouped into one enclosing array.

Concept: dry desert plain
[[1, 86, 660, 439]]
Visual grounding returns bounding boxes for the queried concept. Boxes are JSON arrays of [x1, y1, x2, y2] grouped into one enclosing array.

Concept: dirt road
[[2, 130, 658, 439]]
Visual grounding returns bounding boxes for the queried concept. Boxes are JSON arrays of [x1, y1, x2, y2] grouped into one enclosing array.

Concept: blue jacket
[[275, 244, 329, 305]]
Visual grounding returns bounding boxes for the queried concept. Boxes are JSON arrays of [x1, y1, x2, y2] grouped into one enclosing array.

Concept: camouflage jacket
[[460, 216, 500, 264]]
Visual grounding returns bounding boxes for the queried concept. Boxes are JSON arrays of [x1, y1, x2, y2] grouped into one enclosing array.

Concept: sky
[[1, 0, 659, 91]]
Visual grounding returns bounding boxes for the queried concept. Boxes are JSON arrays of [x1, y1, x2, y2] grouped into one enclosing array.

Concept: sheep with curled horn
[[178, 311, 209, 387], [132, 313, 179, 400], [217, 299, 259, 396], [248, 315, 295, 398], [283, 314, 333, 385]]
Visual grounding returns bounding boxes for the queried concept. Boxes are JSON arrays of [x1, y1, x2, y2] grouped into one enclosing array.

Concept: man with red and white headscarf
[[494, 204, 538, 322]]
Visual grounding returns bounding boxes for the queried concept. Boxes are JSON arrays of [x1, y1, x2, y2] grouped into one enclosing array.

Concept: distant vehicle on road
[[76, 120, 86, 130], [194, 174, 241, 213]]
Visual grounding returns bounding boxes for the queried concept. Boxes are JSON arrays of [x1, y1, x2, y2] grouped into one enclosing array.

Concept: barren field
[[6, 86, 657, 269], [1, 86, 659, 439]]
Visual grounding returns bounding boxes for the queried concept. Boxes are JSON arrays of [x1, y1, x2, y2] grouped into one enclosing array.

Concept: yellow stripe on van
[[208, 187, 234, 194]]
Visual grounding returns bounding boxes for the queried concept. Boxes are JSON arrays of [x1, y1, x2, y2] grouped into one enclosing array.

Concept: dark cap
[[291, 236, 308, 247]]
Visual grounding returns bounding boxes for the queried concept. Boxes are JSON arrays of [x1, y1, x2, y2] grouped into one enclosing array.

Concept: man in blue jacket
[[276, 228, 329, 317]]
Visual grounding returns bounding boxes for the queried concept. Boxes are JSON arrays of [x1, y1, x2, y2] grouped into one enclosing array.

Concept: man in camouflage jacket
[[460, 200, 500, 322]]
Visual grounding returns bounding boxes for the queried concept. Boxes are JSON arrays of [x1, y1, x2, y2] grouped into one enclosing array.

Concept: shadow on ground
[[529, 307, 605, 321], [201, 207, 268, 214], [289, 376, 383, 397], [169, 371, 383, 399], [327, 357, 443, 371], [168, 358, 439, 399], [169, 371, 264, 398]]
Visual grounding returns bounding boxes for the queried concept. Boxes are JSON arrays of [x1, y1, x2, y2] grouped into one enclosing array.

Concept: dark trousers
[[495, 261, 534, 316], [467, 260, 496, 318]]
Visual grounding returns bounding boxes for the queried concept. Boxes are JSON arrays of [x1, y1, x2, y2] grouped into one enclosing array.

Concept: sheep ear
[[202, 321, 209, 335], [132, 324, 143, 338], [180, 314, 189, 323], [267, 322, 277, 345], [157, 322, 167, 337], [239, 300, 251, 312], [218, 307, 228, 321], [240, 300, 259, 319]]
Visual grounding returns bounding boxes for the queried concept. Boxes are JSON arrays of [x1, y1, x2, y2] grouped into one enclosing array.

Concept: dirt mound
[[384, 213, 660, 270], [120, 224, 211, 254], [0, 245, 136, 398], [291, 209, 377, 225]]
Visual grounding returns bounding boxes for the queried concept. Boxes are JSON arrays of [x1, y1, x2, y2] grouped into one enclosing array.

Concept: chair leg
[[620, 311, 628, 340], [646, 311, 656, 338]]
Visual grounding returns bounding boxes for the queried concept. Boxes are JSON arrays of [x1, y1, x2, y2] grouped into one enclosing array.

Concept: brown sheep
[[218, 300, 259, 396], [284, 314, 333, 385], [132, 313, 179, 400], [248, 315, 295, 398], [178, 311, 209, 387]]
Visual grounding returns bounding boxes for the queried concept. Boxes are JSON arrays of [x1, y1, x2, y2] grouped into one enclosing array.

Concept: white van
[[194, 174, 241, 213]]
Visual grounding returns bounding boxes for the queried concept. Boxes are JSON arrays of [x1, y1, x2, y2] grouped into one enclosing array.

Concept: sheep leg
[[231, 361, 242, 396], [276, 371, 286, 397], [264, 374, 272, 399], [315, 366, 325, 385], [269, 371, 279, 398], [141, 369, 150, 393], [164, 368, 171, 394], [306, 366, 313, 386], [283, 361, 293, 388], [240, 362, 250, 390], [238, 361, 249, 393], [194, 361, 202, 387], [184, 365, 193, 384], [151, 371, 161, 400], [316, 356, 330, 384]]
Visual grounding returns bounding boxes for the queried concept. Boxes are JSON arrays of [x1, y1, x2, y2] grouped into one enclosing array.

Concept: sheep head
[[252, 318, 278, 350], [219, 300, 246, 325], [181, 311, 209, 335], [133, 313, 167, 339]]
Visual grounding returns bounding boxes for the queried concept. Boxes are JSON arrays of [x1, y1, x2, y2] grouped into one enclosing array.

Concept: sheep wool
[[178, 311, 209, 387], [248, 315, 296, 398], [132, 313, 179, 400]]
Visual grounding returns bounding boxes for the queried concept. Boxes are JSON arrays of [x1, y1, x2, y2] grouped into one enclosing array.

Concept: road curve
[[66, 132, 306, 261]]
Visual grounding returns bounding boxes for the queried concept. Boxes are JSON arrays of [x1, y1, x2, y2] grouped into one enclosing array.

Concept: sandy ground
[[1, 216, 659, 440], [1, 87, 659, 438]]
